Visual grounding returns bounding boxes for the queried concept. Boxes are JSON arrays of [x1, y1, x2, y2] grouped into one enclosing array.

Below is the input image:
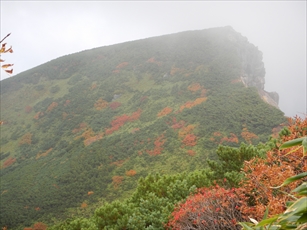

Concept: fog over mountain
[[1, 1, 306, 117]]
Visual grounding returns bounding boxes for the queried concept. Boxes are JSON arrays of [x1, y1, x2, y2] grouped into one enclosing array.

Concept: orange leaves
[[157, 107, 172, 117], [179, 97, 207, 112], [111, 160, 126, 167], [81, 128, 95, 140], [32, 222, 47, 230], [46, 102, 58, 112], [84, 133, 104, 146], [88, 191, 94, 196], [36, 148, 52, 160], [170, 117, 185, 129], [146, 57, 162, 66], [239, 116, 307, 220], [182, 134, 198, 147], [81, 202, 88, 209], [112, 176, 124, 189], [186, 150, 196, 156], [178, 124, 195, 139], [72, 122, 87, 134], [90, 82, 97, 90], [94, 98, 108, 110], [0, 33, 13, 74], [210, 132, 239, 144], [168, 185, 247, 229], [116, 62, 128, 69], [126, 169, 137, 177], [19, 132, 33, 146], [106, 109, 142, 135], [63, 99, 71, 106], [241, 125, 258, 144], [33, 111, 44, 120], [170, 66, 185, 76], [187, 83, 202, 92], [2, 157, 16, 168], [146, 134, 166, 156]]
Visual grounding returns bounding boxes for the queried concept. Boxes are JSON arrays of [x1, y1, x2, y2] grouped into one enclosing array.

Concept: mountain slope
[[0, 26, 286, 228]]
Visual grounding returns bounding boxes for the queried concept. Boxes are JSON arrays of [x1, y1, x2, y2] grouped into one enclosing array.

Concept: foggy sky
[[0, 1, 306, 118]]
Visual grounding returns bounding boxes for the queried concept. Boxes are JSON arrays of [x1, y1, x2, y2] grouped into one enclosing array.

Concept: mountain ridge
[[0, 26, 286, 229]]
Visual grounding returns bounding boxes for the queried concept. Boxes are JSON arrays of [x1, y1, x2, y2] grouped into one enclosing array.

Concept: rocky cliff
[[224, 26, 279, 108]]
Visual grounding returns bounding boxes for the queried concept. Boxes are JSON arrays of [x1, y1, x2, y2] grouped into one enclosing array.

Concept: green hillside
[[0, 26, 286, 229]]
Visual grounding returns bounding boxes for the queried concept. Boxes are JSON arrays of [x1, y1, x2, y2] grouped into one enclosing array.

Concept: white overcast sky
[[0, 1, 306, 118]]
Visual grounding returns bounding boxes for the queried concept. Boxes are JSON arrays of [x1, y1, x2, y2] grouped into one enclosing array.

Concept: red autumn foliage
[[46, 102, 58, 112], [239, 116, 307, 220], [33, 111, 44, 120], [32, 222, 47, 230], [186, 149, 196, 156], [146, 57, 162, 66], [179, 97, 207, 112], [241, 125, 258, 144], [111, 160, 126, 167], [167, 184, 247, 230], [81, 202, 88, 209], [146, 134, 166, 156], [109, 101, 122, 110], [115, 62, 128, 69], [84, 133, 104, 146], [182, 133, 198, 147], [36, 148, 52, 160], [178, 125, 196, 139], [105, 109, 142, 135], [94, 98, 108, 110], [24, 105, 33, 113], [19, 132, 33, 145], [125, 169, 137, 177], [112, 176, 124, 189], [157, 107, 172, 117], [169, 117, 185, 129], [210, 132, 239, 144], [3, 157, 16, 168], [88, 191, 94, 196], [72, 122, 87, 134], [90, 83, 97, 90], [64, 99, 71, 106]]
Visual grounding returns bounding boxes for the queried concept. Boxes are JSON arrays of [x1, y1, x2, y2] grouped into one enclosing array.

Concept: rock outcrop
[[225, 26, 279, 108]]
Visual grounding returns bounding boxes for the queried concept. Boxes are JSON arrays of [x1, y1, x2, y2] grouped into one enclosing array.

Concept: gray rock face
[[225, 27, 279, 108]]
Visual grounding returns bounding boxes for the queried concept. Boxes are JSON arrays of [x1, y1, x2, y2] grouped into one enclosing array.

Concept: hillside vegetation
[[0, 26, 286, 229]]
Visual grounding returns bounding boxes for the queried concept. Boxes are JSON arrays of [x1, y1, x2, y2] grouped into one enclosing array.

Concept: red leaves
[[179, 97, 207, 112], [112, 176, 124, 189], [2, 157, 16, 168], [19, 132, 33, 146], [241, 125, 258, 144], [146, 134, 166, 156], [125, 170, 137, 177], [109, 101, 121, 110], [94, 98, 108, 110], [182, 133, 197, 146], [167, 185, 247, 229], [239, 116, 307, 220], [106, 109, 142, 135], [157, 107, 172, 117], [46, 102, 58, 112]]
